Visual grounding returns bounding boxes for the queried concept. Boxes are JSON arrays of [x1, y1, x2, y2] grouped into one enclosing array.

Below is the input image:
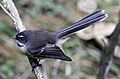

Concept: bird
[[14, 10, 108, 61]]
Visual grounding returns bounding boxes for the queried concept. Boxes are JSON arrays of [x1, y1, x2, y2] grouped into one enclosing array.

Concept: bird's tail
[[56, 10, 108, 38]]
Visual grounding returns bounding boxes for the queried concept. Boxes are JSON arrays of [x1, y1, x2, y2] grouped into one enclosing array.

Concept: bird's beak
[[12, 36, 16, 40], [12, 37, 15, 39], [11, 36, 24, 47]]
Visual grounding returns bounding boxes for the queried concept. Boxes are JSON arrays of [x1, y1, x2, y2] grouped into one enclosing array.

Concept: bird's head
[[14, 31, 29, 47]]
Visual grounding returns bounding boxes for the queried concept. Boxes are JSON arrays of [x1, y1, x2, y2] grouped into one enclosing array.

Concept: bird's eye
[[17, 35, 27, 44]]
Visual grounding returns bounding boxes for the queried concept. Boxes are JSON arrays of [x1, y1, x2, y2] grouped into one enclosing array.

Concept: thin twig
[[96, 12, 120, 79], [0, 0, 45, 79], [0, 0, 26, 32]]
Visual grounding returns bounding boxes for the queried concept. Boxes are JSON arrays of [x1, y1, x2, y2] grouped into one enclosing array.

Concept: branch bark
[[96, 13, 120, 79], [0, 0, 45, 79]]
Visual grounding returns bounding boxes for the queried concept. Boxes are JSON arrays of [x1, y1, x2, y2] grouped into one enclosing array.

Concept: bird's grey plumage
[[14, 10, 108, 61]]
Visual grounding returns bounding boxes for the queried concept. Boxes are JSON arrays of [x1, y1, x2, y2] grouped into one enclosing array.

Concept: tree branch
[[0, 0, 25, 32], [96, 12, 120, 79], [0, 0, 45, 79]]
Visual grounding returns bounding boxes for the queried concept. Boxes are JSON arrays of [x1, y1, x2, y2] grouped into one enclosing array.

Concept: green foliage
[[0, 21, 15, 37], [0, 60, 15, 79]]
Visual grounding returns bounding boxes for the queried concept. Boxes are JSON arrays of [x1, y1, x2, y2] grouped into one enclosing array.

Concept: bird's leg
[[28, 57, 42, 71]]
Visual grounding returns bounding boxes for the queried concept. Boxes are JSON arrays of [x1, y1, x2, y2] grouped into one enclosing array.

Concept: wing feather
[[31, 46, 72, 61]]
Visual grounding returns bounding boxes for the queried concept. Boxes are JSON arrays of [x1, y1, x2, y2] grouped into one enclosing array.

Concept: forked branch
[[0, 0, 45, 79]]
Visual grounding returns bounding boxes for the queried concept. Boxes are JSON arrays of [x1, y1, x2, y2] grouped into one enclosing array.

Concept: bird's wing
[[32, 45, 72, 61]]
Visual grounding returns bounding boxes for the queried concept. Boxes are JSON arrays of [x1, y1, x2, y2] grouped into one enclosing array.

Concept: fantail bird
[[14, 10, 108, 61]]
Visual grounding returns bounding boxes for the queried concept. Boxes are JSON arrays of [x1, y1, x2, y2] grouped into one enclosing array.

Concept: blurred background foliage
[[0, 0, 120, 79]]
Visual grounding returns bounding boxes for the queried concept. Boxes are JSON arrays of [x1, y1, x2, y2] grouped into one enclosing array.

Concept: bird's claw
[[32, 63, 42, 72]]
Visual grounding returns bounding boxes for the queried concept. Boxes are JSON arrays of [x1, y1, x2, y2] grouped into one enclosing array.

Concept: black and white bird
[[14, 10, 108, 61]]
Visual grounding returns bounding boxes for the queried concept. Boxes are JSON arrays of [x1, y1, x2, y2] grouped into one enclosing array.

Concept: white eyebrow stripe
[[18, 35, 24, 37]]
